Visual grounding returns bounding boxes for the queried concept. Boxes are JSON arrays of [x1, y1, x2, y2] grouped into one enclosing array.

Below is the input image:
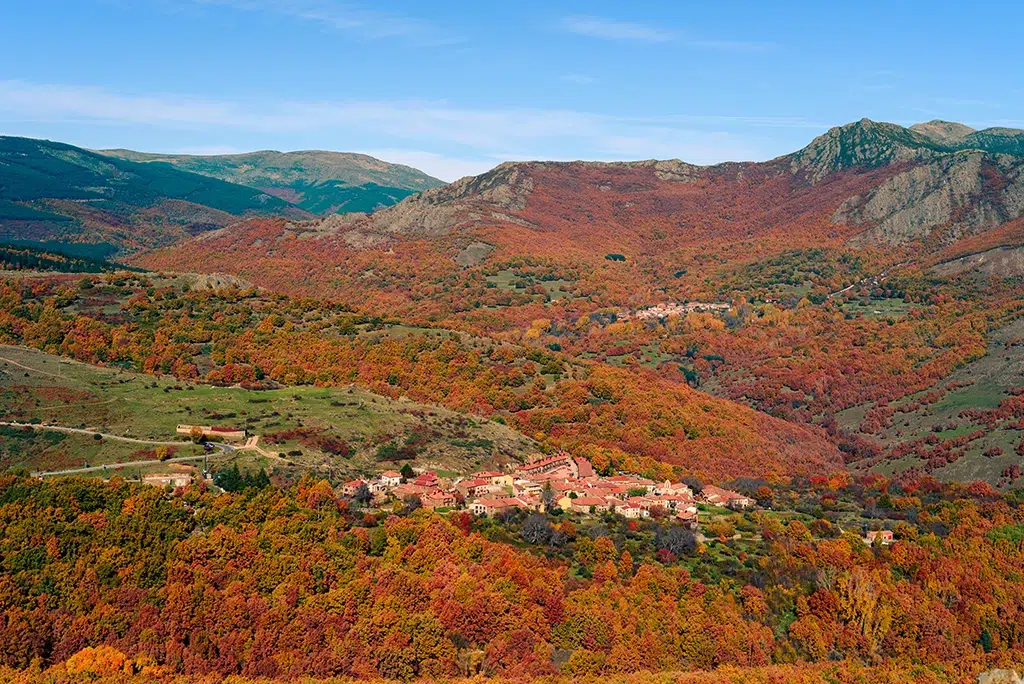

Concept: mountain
[[798, 121, 1024, 247], [341, 117, 1024, 252], [138, 118, 1024, 314], [788, 118, 950, 182], [135, 119, 1024, 489], [98, 149, 445, 215], [960, 127, 1024, 157], [910, 119, 977, 144], [0, 136, 309, 257]]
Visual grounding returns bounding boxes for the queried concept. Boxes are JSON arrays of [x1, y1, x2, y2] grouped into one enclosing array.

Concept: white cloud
[[0, 80, 809, 179], [559, 15, 773, 51], [638, 114, 824, 129], [561, 15, 673, 42], [190, 0, 461, 45]]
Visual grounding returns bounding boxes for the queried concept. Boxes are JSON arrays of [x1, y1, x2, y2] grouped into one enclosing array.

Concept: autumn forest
[[2, 117, 1024, 683]]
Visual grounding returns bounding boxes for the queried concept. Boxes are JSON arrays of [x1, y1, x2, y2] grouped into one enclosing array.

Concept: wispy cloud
[[559, 14, 773, 51], [561, 15, 673, 42], [0, 80, 810, 179], [902, 95, 1005, 127], [190, 0, 462, 45], [643, 114, 824, 129]]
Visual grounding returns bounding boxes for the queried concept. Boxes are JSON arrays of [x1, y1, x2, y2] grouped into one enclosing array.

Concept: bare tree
[[521, 514, 553, 545]]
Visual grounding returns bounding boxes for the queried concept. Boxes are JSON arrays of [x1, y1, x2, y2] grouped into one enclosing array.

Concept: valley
[[2, 117, 1024, 682]]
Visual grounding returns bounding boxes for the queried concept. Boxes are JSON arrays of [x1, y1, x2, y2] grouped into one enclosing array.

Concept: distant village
[[621, 301, 731, 322], [341, 452, 755, 528]]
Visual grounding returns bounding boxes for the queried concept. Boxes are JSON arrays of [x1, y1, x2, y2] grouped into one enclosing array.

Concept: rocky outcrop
[[330, 162, 535, 244], [835, 152, 1024, 246], [418, 162, 536, 212], [910, 120, 977, 144], [789, 119, 945, 184], [931, 245, 1024, 278], [977, 669, 1023, 684], [454, 241, 495, 267], [187, 272, 257, 292], [652, 159, 703, 182]]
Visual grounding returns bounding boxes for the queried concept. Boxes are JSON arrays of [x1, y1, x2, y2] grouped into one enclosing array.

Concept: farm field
[[837, 295, 912, 319], [486, 267, 578, 302]]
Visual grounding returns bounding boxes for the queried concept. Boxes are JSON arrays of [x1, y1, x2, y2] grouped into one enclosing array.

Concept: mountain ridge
[[98, 148, 445, 215], [0, 135, 310, 256], [910, 119, 977, 143], [136, 117, 1024, 334], [313, 118, 1024, 253]]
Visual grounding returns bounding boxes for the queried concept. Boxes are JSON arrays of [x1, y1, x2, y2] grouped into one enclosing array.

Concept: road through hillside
[[0, 421, 234, 476]]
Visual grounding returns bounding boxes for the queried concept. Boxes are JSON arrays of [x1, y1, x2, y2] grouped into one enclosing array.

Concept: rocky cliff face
[[327, 162, 537, 244], [835, 151, 1024, 245]]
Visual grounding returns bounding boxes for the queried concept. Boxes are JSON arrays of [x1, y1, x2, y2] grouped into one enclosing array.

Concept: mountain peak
[[909, 120, 977, 144], [789, 118, 946, 183]]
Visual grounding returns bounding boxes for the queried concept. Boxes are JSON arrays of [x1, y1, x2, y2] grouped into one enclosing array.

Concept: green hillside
[[0, 242, 126, 273], [99, 148, 445, 214], [0, 344, 536, 479], [0, 136, 308, 255]]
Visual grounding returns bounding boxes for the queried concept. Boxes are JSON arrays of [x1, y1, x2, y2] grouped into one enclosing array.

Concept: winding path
[[826, 260, 914, 300], [0, 421, 234, 476], [30, 453, 216, 477]]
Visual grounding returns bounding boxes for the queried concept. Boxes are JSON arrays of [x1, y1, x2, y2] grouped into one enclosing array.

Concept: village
[[339, 451, 755, 528], [621, 301, 731, 322], [125, 426, 893, 546], [164, 424, 754, 526]]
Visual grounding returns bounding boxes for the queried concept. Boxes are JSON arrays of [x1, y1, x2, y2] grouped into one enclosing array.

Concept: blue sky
[[2, 0, 1022, 180]]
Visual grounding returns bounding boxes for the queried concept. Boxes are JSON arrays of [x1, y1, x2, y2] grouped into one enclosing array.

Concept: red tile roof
[[573, 496, 608, 507]]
